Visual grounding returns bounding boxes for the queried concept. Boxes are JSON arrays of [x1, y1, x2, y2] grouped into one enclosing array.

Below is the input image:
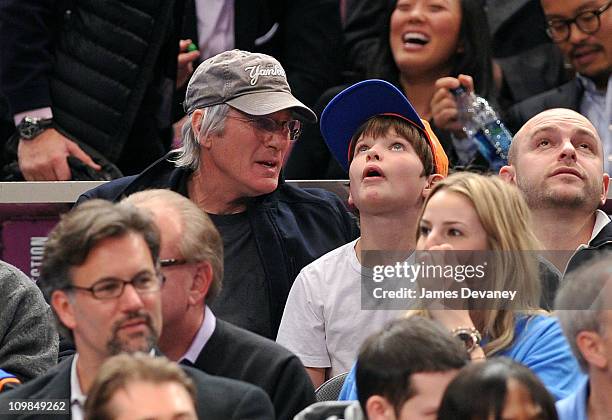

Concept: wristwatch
[[17, 116, 54, 140], [451, 327, 482, 353]]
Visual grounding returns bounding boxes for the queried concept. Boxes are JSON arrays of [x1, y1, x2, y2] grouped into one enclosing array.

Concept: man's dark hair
[[356, 316, 469, 415], [39, 199, 161, 340], [437, 358, 558, 420]]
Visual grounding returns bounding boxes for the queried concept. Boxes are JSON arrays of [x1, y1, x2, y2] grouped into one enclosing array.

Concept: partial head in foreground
[[357, 316, 468, 420], [84, 353, 197, 420]]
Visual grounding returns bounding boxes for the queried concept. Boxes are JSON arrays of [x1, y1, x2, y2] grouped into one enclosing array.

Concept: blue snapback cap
[[320, 79, 426, 172]]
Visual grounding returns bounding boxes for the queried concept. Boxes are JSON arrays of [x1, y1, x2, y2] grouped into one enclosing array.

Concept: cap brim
[[320, 79, 425, 172], [227, 91, 317, 123]]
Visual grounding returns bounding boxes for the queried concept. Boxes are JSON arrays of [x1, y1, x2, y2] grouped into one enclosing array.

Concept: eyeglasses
[[226, 113, 302, 141], [64, 271, 165, 300], [160, 258, 188, 268], [546, 1, 611, 43]]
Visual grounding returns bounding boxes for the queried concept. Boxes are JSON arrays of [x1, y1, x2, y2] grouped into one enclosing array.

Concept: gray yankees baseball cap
[[184, 49, 316, 123]]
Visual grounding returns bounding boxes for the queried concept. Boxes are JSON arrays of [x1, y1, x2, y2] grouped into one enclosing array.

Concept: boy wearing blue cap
[[276, 80, 449, 387]]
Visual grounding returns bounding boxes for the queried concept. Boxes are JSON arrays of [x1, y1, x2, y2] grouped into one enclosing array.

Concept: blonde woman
[[339, 173, 583, 402]]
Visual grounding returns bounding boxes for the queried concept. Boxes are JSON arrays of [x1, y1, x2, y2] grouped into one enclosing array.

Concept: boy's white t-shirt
[[276, 239, 405, 377]]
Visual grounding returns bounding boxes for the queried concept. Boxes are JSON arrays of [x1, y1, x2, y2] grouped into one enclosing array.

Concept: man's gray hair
[[124, 189, 224, 302], [170, 104, 230, 170], [554, 251, 612, 371]]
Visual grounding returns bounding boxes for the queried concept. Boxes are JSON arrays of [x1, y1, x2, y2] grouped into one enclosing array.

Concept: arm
[[17, 128, 100, 180], [305, 367, 326, 389], [0, 0, 57, 115], [0, 263, 59, 382], [0, 0, 100, 180]]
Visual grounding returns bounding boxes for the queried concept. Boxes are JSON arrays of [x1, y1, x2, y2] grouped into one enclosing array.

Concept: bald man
[[500, 108, 611, 304]]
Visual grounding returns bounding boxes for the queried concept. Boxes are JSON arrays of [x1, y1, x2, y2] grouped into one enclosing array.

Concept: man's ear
[[422, 174, 444, 199], [499, 165, 516, 184], [191, 109, 212, 148], [189, 261, 214, 306], [599, 173, 610, 207], [365, 395, 396, 420], [576, 330, 607, 370], [51, 290, 76, 331], [348, 190, 354, 208]]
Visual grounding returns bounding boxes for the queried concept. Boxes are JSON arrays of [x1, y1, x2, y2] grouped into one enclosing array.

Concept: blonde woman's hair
[[412, 172, 543, 356]]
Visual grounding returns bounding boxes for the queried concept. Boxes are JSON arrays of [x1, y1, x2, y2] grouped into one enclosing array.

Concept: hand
[[177, 39, 200, 89], [18, 128, 101, 181], [431, 74, 474, 138]]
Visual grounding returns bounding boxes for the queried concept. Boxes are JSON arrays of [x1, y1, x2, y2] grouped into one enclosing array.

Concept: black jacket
[[0, 0, 182, 175], [540, 216, 612, 309], [195, 319, 315, 420], [505, 80, 582, 133], [0, 355, 274, 420], [78, 156, 360, 334]]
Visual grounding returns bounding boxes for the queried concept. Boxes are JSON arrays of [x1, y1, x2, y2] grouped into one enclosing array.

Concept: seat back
[[315, 372, 349, 402]]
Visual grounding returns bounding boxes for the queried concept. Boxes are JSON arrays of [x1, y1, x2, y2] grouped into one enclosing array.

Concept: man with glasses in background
[[508, 0, 612, 174], [80, 49, 359, 339], [0, 199, 273, 419]]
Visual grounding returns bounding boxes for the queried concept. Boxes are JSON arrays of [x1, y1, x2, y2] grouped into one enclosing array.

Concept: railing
[[0, 180, 609, 280]]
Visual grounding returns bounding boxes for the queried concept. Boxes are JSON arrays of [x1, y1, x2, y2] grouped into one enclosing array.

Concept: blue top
[[339, 314, 585, 401], [556, 377, 589, 420]]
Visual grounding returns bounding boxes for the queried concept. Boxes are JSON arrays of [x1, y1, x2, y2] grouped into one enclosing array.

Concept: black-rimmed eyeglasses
[[546, 1, 611, 43], [64, 271, 165, 300], [226, 113, 302, 141]]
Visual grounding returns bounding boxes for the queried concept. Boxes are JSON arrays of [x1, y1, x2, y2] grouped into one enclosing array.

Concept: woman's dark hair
[[368, 0, 495, 101], [437, 358, 558, 420]]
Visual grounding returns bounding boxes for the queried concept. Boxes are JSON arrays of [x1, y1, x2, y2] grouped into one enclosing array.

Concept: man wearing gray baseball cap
[[80, 49, 358, 339]]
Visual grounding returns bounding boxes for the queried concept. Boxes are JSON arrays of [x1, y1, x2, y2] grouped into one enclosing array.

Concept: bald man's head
[[508, 108, 602, 165], [500, 108, 609, 212]]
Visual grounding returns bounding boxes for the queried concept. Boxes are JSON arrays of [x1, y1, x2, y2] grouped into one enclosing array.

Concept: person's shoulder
[[0, 261, 34, 291], [0, 358, 71, 400], [76, 175, 139, 204], [217, 319, 297, 361], [76, 155, 184, 204], [181, 365, 273, 419], [297, 239, 359, 277], [183, 364, 266, 393], [517, 313, 559, 335], [509, 80, 580, 116], [276, 183, 347, 206]]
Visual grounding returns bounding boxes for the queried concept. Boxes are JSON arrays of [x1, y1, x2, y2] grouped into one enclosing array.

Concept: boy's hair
[[348, 115, 434, 177], [84, 353, 196, 420], [356, 316, 469, 415]]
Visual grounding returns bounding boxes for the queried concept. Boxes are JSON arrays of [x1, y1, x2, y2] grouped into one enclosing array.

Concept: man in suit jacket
[[507, 0, 611, 174], [0, 199, 273, 420], [125, 189, 316, 420], [178, 0, 343, 108]]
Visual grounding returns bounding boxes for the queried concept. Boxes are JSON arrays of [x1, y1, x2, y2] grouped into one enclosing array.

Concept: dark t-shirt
[[207, 212, 273, 339]]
